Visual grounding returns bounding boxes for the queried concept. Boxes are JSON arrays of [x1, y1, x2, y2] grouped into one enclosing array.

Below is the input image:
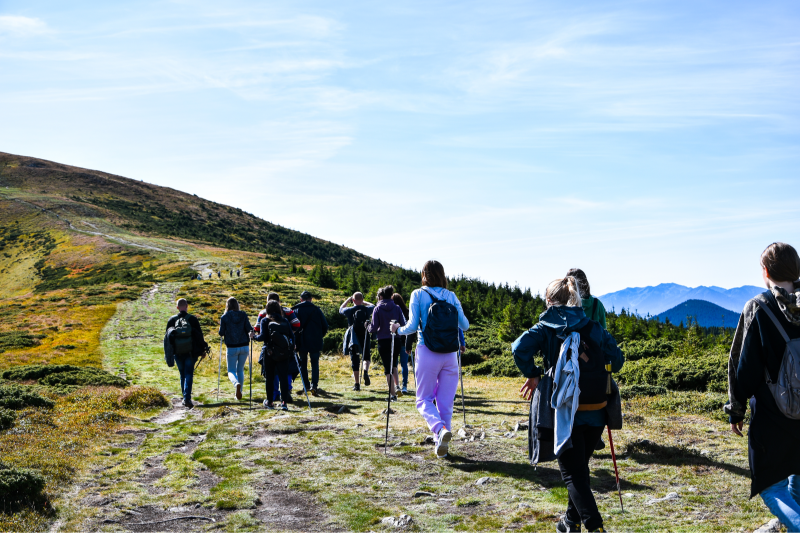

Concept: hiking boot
[[435, 427, 452, 457], [390, 395, 398, 402], [235, 384, 242, 401], [281, 402, 289, 411], [352, 383, 361, 391], [556, 517, 581, 532], [264, 400, 275, 410], [183, 400, 194, 410], [364, 373, 371, 386], [402, 385, 408, 394], [595, 439, 606, 451], [396, 389, 403, 398], [311, 388, 319, 397]]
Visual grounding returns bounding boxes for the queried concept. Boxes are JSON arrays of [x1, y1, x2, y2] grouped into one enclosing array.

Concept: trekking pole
[[607, 426, 624, 512], [458, 349, 467, 427], [292, 350, 312, 410], [384, 323, 397, 455], [411, 346, 416, 390], [359, 328, 369, 386], [249, 339, 253, 411], [217, 340, 223, 402]]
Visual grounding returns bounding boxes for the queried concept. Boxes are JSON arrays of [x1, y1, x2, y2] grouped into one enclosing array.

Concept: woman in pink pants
[[391, 260, 469, 458]]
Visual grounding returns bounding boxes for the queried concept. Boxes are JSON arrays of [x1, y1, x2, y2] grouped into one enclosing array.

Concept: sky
[[1, 0, 798, 296]]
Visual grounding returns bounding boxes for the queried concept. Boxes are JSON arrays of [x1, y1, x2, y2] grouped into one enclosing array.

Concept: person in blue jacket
[[512, 276, 624, 533]]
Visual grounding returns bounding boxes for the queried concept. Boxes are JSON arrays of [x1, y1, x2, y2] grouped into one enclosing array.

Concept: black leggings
[[263, 359, 291, 405], [377, 338, 401, 375], [557, 424, 605, 531]]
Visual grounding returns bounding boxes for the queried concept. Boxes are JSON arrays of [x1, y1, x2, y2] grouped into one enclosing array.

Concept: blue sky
[[1, 0, 798, 295]]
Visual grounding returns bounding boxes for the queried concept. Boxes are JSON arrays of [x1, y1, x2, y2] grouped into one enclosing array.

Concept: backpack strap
[[591, 298, 598, 320], [421, 288, 443, 303], [752, 298, 790, 343]]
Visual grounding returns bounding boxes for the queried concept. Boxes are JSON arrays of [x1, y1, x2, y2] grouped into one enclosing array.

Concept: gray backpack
[[753, 298, 800, 419]]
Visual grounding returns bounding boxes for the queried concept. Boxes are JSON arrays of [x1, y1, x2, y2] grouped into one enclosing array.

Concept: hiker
[[512, 276, 624, 533], [391, 260, 469, 458], [369, 286, 406, 401], [727, 242, 800, 531], [218, 297, 254, 401], [252, 300, 295, 411], [255, 293, 301, 402], [208, 272, 212, 280], [391, 293, 411, 393], [237, 269, 241, 277], [293, 291, 329, 396], [567, 268, 607, 329], [340, 292, 375, 391], [165, 298, 209, 409]]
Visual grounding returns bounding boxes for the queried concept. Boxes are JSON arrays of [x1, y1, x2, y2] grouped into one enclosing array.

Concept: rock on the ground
[[645, 492, 679, 506], [754, 518, 782, 533], [476, 477, 491, 486], [381, 514, 413, 528], [413, 491, 434, 498]]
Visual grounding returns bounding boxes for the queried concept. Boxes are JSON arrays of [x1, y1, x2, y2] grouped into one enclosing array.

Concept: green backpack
[[173, 316, 193, 356]]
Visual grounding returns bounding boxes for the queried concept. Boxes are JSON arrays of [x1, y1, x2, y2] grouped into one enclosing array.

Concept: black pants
[[263, 358, 291, 405], [349, 346, 367, 372], [377, 337, 401, 375], [557, 424, 605, 531]]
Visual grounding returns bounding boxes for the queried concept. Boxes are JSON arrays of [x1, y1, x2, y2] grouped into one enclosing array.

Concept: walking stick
[[292, 350, 312, 410], [249, 339, 253, 411], [217, 340, 223, 402], [384, 327, 397, 455], [458, 349, 467, 427], [359, 327, 369, 386], [607, 426, 624, 512]]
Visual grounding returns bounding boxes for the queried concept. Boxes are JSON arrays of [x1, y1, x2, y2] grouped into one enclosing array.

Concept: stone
[[457, 428, 468, 438], [624, 493, 634, 499], [381, 514, 413, 528], [413, 491, 435, 498], [754, 518, 782, 533], [517, 502, 531, 509], [393, 441, 410, 447], [476, 477, 491, 486], [645, 492, 679, 506]]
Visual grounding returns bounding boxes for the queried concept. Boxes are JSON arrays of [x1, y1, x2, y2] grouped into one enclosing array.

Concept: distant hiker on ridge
[[340, 292, 375, 391], [165, 298, 209, 409], [293, 291, 329, 397]]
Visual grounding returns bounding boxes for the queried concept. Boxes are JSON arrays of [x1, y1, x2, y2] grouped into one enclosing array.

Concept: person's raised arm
[[339, 297, 352, 314]]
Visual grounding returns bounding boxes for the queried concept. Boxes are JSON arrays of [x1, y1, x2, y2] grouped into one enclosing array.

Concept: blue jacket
[[218, 311, 253, 348], [396, 287, 469, 346]]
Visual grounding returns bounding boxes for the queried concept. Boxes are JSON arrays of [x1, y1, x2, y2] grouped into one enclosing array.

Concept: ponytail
[[545, 276, 583, 307]]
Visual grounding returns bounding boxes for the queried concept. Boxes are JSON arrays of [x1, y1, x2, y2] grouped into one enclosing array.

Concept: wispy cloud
[[0, 15, 49, 36]]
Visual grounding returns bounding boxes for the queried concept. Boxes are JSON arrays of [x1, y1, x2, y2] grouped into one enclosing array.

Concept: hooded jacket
[[369, 299, 407, 341], [727, 286, 800, 497], [218, 310, 254, 348], [293, 301, 329, 353]]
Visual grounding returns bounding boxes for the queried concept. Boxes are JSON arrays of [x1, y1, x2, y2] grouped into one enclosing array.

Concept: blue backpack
[[422, 288, 460, 353]]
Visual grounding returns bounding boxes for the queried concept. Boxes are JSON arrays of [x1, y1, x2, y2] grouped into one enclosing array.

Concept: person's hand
[[731, 421, 744, 437], [248, 331, 254, 339], [390, 322, 401, 334], [520, 377, 540, 401], [460, 345, 466, 354]]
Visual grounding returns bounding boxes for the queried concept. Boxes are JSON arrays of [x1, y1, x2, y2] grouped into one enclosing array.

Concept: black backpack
[[352, 306, 370, 345], [265, 319, 294, 363], [422, 289, 460, 353], [172, 316, 193, 356], [557, 322, 609, 407]]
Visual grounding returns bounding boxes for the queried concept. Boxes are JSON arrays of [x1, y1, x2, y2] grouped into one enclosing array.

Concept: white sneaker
[[435, 427, 452, 457]]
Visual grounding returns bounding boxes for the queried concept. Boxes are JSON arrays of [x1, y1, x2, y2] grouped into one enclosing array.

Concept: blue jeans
[[226, 346, 250, 386], [399, 346, 409, 387], [175, 355, 197, 403], [298, 350, 320, 390], [274, 374, 294, 401], [761, 476, 800, 532]]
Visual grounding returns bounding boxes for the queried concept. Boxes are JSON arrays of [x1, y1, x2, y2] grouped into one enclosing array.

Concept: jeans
[[557, 424, 605, 531], [226, 345, 250, 386], [761, 476, 800, 532], [298, 350, 320, 389], [175, 355, 197, 404], [415, 344, 459, 439], [273, 374, 294, 401], [399, 346, 409, 387]]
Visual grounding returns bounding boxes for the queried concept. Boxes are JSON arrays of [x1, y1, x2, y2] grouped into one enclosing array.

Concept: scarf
[[770, 281, 800, 326]]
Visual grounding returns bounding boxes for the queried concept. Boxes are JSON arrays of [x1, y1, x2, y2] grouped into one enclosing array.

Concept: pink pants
[[415, 344, 459, 440]]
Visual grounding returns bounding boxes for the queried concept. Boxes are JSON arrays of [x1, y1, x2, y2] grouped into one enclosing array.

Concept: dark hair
[[422, 260, 447, 289], [391, 293, 409, 319], [761, 242, 800, 282], [566, 268, 590, 298], [225, 297, 239, 312], [266, 300, 283, 320]]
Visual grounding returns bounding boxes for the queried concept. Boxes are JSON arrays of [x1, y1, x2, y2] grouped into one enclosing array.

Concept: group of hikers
[[163, 246, 800, 532], [190, 268, 241, 280]]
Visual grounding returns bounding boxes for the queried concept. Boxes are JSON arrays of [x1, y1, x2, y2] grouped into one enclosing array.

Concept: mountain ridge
[[598, 282, 762, 316], [655, 299, 741, 328]]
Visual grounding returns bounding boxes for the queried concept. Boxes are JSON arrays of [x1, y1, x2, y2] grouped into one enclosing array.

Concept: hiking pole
[[249, 339, 253, 411], [292, 350, 312, 410], [359, 327, 369, 386], [607, 426, 624, 512], [385, 326, 397, 455], [458, 349, 467, 427], [217, 340, 223, 402]]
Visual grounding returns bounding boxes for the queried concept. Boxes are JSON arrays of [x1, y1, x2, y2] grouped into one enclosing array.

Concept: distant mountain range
[[655, 299, 741, 328], [598, 283, 763, 316]]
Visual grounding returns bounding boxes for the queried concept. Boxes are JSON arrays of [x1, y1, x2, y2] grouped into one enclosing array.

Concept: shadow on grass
[[622, 439, 751, 477]]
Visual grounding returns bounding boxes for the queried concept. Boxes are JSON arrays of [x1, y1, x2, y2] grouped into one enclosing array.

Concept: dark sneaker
[[556, 517, 581, 532], [390, 395, 398, 402], [352, 383, 361, 391], [311, 388, 319, 397], [595, 439, 606, 451], [183, 400, 194, 410], [402, 386, 408, 394], [364, 373, 371, 386], [235, 384, 242, 401], [281, 402, 288, 411], [264, 400, 275, 410]]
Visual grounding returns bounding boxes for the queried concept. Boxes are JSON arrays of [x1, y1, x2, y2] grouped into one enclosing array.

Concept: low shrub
[[40, 369, 128, 388], [119, 387, 169, 410], [0, 467, 46, 507], [620, 339, 675, 361], [620, 384, 667, 399], [0, 332, 40, 351], [323, 328, 346, 354], [469, 354, 521, 377], [617, 353, 726, 392], [0, 408, 15, 430], [0, 386, 54, 410], [1, 364, 83, 381]]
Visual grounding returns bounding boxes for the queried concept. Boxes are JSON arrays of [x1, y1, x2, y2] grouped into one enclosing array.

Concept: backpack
[[422, 289, 460, 353], [556, 322, 609, 408], [753, 298, 800, 419], [352, 306, 370, 345], [265, 319, 294, 363], [172, 316, 193, 356]]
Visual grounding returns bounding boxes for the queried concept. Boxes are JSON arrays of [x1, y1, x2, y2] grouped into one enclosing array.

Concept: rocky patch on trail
[[255, 484, 337, 532], [95, 504, 227, 532]]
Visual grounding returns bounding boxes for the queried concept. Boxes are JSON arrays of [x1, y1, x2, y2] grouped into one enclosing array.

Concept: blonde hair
[[225, 297, 240, 312], [545, 277, 582, 307]]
